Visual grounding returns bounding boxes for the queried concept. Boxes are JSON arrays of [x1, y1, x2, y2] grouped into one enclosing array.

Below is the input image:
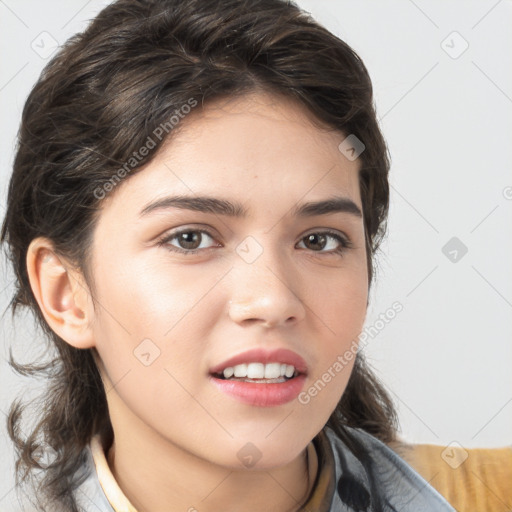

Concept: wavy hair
[[1, 0, 398, 510]]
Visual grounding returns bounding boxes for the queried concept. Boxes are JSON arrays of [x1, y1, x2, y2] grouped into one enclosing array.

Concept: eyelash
[[156, 227, 353, 257]]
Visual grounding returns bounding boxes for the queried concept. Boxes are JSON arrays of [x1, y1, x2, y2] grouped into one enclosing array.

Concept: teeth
[[284, 365, 295, 378], [264, 362, 281, 379], [233, 364, 247, 378], [223, 366, 234, 379], [222, 362, 296, 380], [247, 363, 264, 379]]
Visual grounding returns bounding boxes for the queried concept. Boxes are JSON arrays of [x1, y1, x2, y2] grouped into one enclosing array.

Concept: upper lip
[[209, 348, 308, 375]]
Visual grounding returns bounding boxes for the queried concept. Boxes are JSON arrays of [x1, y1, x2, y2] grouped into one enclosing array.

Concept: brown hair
[[1, 0, 398, 510]]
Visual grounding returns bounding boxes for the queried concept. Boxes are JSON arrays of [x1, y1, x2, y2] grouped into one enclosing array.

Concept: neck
[[107, 432, 317, 512], [104, 394, 318, 512]]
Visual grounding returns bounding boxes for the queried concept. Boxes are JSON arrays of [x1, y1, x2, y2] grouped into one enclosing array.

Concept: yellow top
[[392, 440, 512, 512]]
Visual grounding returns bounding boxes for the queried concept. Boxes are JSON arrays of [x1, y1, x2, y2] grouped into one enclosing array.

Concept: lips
[[209, 348, 309, 406]]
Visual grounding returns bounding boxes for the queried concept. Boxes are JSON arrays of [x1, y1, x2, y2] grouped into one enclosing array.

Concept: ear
[[26, 237, 96, 349]]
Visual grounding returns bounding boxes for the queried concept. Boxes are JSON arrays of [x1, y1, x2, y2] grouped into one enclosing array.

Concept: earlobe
[[26, 237, 96, 349]]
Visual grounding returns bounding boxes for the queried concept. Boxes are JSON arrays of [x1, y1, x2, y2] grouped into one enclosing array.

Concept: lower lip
[[210, 374, 307, 407]]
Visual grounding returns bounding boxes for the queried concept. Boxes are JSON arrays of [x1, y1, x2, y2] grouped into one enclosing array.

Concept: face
[[88, 91, 368, 469]]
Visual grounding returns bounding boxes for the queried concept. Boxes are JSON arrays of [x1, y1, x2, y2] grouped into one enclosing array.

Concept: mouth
[[208, 348, 308, 407]]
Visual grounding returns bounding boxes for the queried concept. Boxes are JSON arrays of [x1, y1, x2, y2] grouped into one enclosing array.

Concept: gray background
[[1, 0, 511, 509]]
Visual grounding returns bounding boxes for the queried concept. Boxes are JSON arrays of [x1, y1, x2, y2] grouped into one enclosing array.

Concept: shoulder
[[323, 425, 456, 511]]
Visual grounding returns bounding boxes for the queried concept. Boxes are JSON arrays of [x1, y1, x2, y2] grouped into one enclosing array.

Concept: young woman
[[1, 0, 455, 511]]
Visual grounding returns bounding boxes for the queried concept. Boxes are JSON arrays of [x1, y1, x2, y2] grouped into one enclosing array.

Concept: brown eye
[[297, 231, 351, 255], [158, 229, 219, 255], [175, 231, 202, 250], [303, 233, 328, 251]]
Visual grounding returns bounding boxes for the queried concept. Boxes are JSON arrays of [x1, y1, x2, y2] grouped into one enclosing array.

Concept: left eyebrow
[[139, 195, 362, 219], [292, 197, 362, 218]]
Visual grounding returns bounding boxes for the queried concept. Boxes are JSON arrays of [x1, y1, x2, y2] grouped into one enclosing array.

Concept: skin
[[27, 90, 369, 512]]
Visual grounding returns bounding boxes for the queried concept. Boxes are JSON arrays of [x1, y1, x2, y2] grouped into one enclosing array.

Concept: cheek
[[309, 260, 368, 336], [93, 256, 214, 334], [91, 282, 209, 437], [90, 260, 224, 385], [302, 263, 367, 402]]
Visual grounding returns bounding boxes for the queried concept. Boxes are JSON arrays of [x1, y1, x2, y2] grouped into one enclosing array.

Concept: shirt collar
[[90, 434, 138, 512]]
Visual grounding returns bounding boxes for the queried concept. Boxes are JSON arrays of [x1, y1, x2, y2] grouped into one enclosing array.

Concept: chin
[[211, 435, 308, 471]]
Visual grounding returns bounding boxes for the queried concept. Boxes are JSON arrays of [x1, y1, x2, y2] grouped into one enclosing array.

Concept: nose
[[227, 246, 306, 328]]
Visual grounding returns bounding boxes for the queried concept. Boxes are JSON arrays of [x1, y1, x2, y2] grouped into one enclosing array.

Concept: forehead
[[97, 91, 362, 219]]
